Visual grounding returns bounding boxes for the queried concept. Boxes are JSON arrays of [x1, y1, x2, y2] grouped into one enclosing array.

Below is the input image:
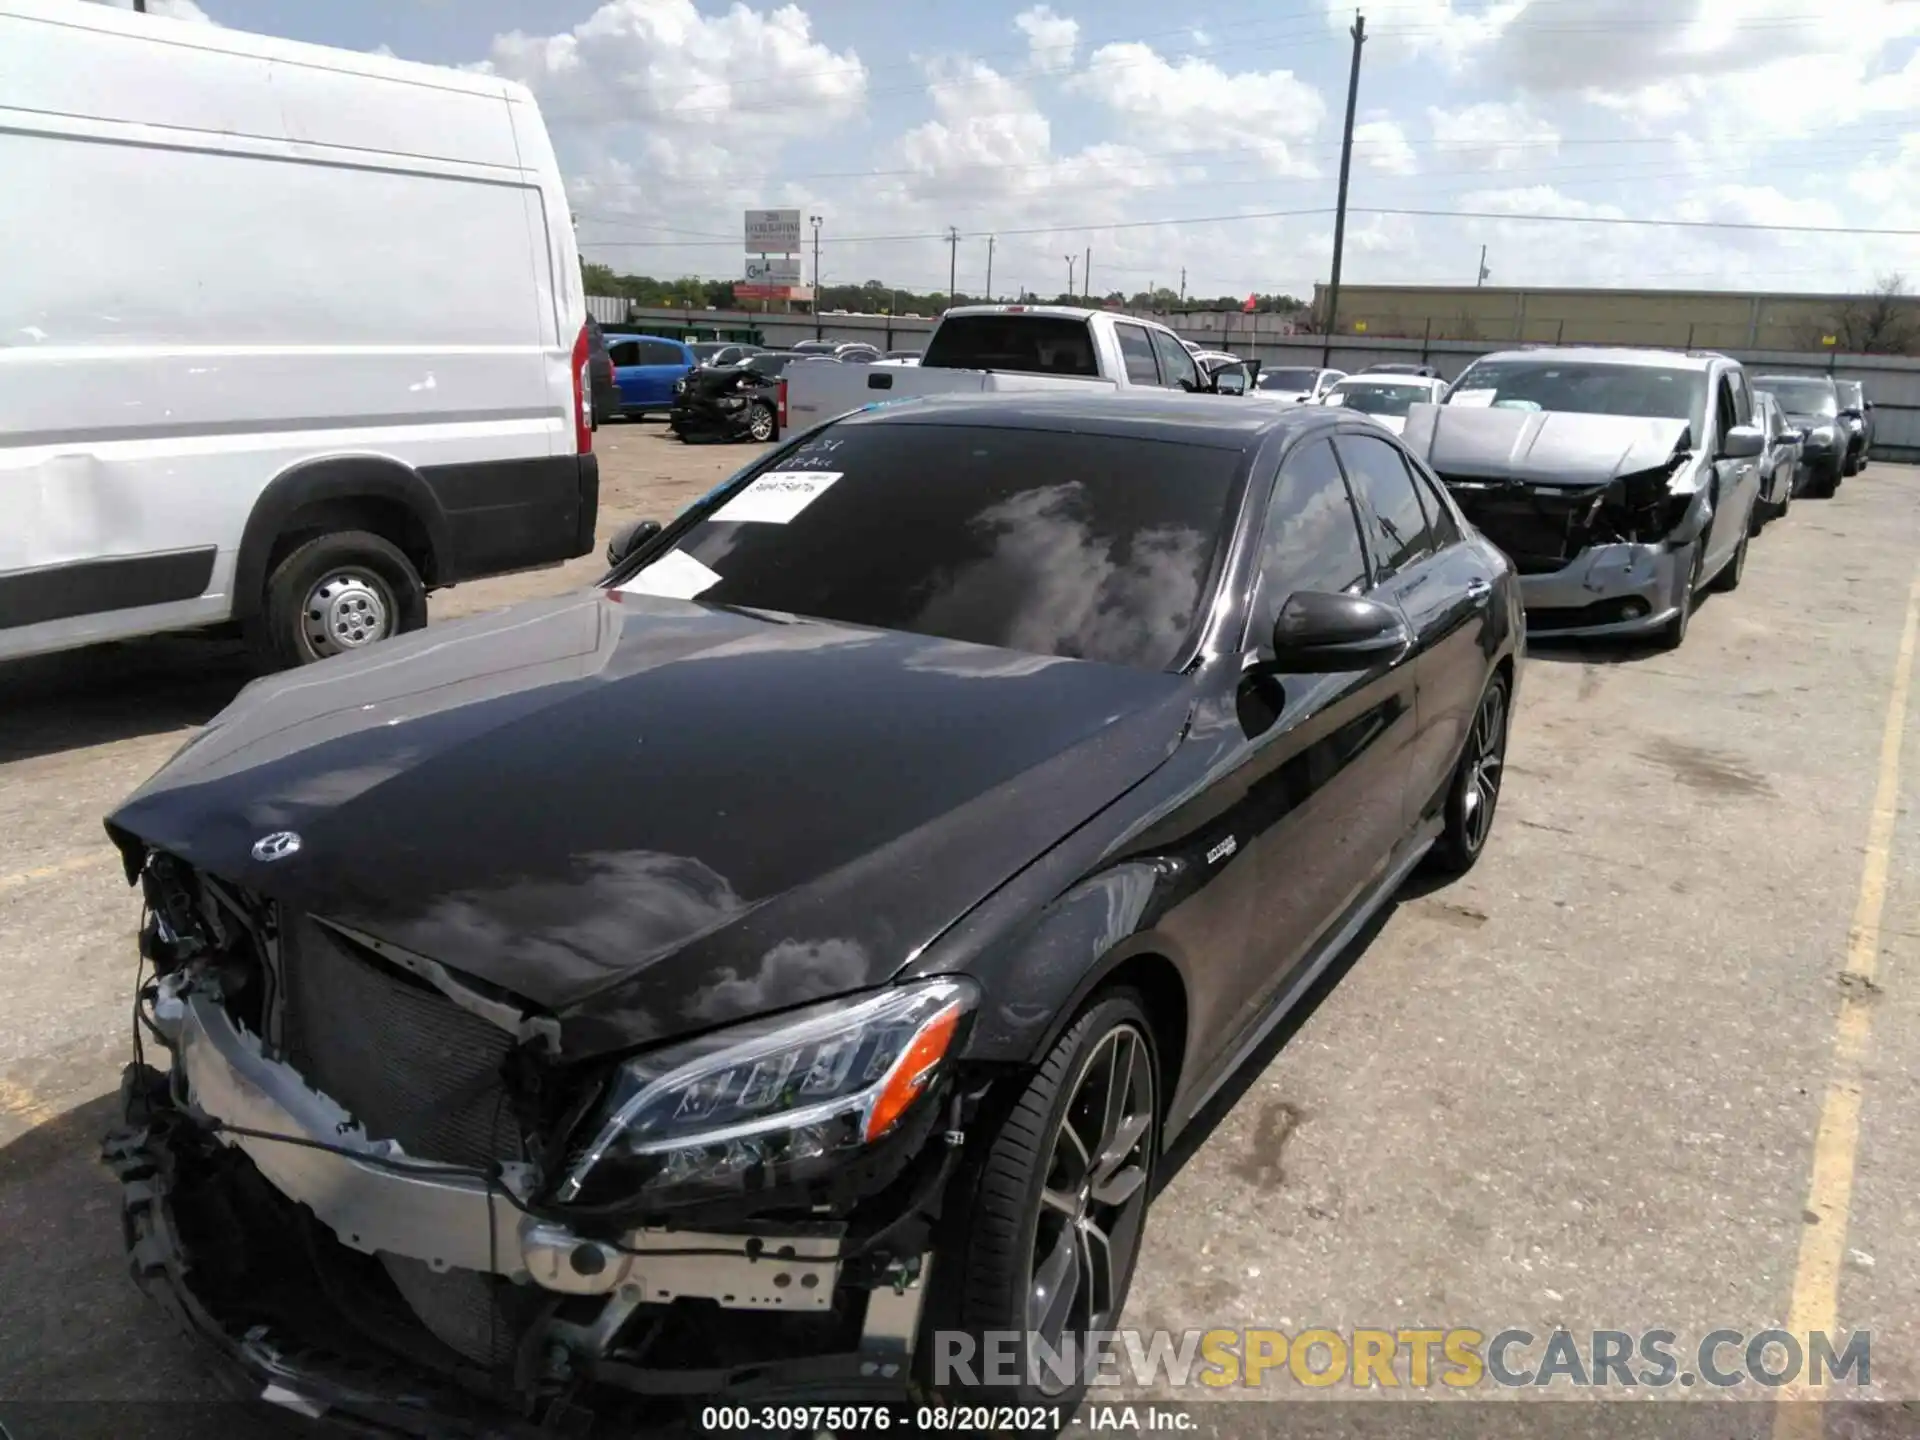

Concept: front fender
[[943, 861, 1191, 1066], [1666, 486, 1713, 549]]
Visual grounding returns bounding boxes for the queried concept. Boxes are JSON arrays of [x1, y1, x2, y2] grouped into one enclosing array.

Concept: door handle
[[1465, 578, 1492, 603]]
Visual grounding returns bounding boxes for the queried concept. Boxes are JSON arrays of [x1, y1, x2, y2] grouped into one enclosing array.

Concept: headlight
[[1811, 425, 1837, 446], [558, 978, 975, 1206]]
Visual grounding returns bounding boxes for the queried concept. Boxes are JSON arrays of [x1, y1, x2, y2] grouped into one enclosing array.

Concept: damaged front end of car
[[1403, 404, 1706, 637], [105, 847, 978, 1435]]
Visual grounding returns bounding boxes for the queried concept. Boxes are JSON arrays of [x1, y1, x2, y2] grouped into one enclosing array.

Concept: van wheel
[[948, 991, 1159, 1407], [1657, 543, 1705, 652], [248, 531, 427, 671], [1714, 527, 1749, 593]]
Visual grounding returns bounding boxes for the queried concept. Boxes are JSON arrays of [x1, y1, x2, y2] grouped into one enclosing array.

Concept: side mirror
[[1720, 424, 1765, 461], [1209, 363, 1249, 396], [607, 518, 663, 567], [1266, 591, 1411, 673]]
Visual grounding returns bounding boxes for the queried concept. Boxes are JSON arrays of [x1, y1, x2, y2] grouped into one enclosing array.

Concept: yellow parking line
[[1775, 568, 1920, 1434], [0, 850, 114, 893]]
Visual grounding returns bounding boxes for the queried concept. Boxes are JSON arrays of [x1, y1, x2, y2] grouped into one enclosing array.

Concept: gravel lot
[[3, 425, 1918, 1427]]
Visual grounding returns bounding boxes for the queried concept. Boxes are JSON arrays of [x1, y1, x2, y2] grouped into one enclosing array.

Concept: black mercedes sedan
[[102, 393, 1521, 1430]]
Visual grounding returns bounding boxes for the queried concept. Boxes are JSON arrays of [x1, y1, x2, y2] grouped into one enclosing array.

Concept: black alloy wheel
[[952, 992, 1159, 1406], [1429, 672, 1509, 876]]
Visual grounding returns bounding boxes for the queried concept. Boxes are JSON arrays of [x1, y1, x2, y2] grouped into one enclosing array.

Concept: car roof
[[1753, 372, 1836, 386], [1336, 373, 1438, 386], [831, 389, 1339, 448], [603, 332, 686, 345], [1471, 346, 1719, 372]]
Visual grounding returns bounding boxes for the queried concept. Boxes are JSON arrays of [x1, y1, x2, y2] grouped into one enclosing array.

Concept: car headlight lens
[[1812, 425, 1837, 445], [558, 977, 975, 1205]]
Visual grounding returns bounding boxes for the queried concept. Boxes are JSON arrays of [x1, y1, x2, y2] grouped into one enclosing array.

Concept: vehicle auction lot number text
[[700, 1404, 1066, 1432]]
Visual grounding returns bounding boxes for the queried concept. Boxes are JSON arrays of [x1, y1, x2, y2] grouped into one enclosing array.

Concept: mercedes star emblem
[[251, 830, 303, 862]]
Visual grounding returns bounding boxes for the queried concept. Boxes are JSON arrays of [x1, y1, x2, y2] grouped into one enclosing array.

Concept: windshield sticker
[[1448, 389, 1497, 407], [712, 470, 844, 524], [616, 548, 722, 600]]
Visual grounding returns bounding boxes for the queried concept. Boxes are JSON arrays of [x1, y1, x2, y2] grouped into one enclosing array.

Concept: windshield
[[1327, 381, 1427, 416], [610, 423, 1244, 670], [744, 353, 795, 377], [1756, 377, 1838, 416], [1836, 381, 1864, 408], [689, 343, 728, 362], [1448, 360, 1707, 438], [921, 316, 1098, 376], [1257, 368, 1321, 392]]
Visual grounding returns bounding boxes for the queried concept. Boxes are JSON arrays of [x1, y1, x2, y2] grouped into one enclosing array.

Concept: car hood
[[106, 593, 1192, 1055], [1404, 403, 1693, 489]]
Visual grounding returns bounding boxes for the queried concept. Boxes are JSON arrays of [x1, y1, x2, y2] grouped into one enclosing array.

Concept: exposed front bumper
[[669, 399, 754, 437], [1519, 541, 1687, 638], [149, 975, 844, 1297], [106, 974, 946, 1431]]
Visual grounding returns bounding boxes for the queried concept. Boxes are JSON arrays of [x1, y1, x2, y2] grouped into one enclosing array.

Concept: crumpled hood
[[106, 592, 1192, 1055], [1403, 403, 1693, 488]]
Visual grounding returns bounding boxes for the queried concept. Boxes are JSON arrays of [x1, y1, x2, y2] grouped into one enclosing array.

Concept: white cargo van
[[0, 0, 597, 668]]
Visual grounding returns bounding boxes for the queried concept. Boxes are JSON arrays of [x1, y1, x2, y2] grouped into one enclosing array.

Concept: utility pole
[[1084, 247, 1092, 302], [132, 0, 147, 10], [1179, 267, 1187, 306], [810, 215, 823, 338], [946, 226, 960, 307], [985, 235, 995, 303], [1065, 254, 1076, 300], [1321, 10, 1366, 368], [1477, 244, 1491, 287]]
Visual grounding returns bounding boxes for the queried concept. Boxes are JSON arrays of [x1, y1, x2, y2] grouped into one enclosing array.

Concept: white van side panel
[[0, 4, 588, 661]]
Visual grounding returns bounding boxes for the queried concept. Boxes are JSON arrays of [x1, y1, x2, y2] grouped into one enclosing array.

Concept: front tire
[[1427, 671, 1509, 876], [746, 401, 777, 443], [247, 530, 427, 672], [1714, 525, 1749, 593], [950, 993, 1159, 1407], [1656, 542, 1705, 651]]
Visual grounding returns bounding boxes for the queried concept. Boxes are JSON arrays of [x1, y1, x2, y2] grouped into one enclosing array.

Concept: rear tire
[[1812, 460, 1841, 498], [947, 991, 1159, 1408], [746, 401, 777, 444], [246, 530, 426, 672], [1427, 671, 1509, 877]]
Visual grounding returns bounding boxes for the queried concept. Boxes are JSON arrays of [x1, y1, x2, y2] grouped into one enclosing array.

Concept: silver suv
[[1404, 347, 1766, 650]]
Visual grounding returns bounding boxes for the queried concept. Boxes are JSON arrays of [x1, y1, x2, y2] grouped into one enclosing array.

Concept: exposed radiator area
[[278, 914, 530, 1364]]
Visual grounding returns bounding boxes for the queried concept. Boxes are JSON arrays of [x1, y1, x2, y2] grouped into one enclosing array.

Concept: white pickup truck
[[780, 305, 1255, 432]]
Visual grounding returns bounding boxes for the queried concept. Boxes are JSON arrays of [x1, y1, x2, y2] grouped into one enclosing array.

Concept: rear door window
[[1115, 323, 1162, 385], [1149, 329, 1201, 391], [607, 340, 641, 366]]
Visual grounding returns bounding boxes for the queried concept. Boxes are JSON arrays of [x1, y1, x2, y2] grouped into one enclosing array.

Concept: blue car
[[603, 334, 694, 420]]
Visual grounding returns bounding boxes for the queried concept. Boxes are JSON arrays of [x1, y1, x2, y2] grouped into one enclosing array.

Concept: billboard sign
[[737, 284, 815, 302], [745, 255, 803, 286], [744, 208, 803, 253]]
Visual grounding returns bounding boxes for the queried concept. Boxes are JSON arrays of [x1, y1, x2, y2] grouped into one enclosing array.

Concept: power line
[[1351, 206, 1920, 238]]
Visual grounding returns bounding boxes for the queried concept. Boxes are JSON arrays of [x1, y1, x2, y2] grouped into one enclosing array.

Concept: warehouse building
[[1310, 283, 1920, 353]]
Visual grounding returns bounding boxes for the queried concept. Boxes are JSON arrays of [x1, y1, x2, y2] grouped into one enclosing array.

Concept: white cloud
[[1427, 101, 1561, 171], [1073, 42, 1326, 177], [483, 0, 865, 136], [1323, 0, 1529, 72], [1354, 117, 1417, 175], [1013, 4, 1078, 71]]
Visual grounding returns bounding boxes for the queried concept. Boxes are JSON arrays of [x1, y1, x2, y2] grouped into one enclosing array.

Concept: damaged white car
[[1404, 348, 1766, 650]]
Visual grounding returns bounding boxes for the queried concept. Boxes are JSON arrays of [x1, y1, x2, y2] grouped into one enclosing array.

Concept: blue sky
[[105, 0, 1920, 301]]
